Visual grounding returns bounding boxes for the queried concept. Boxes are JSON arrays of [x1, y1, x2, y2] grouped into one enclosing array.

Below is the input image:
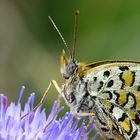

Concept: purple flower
[[0, 86, 98, 140]]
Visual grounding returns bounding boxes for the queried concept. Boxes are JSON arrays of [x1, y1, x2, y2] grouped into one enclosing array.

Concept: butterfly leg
[[20, 80, 61, 119], [76, 113, 95, 140], [76, 112, 94, 117], [76, 112, 95, 127], [43, 81, 63, 131], [43, 96, 62, 132]]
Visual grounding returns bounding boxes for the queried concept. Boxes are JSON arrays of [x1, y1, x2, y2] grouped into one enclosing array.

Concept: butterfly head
[[60, 49, 78, 79], [49, 10, 80, 79]]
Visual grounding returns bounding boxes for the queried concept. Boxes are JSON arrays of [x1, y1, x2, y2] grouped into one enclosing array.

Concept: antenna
[[72, 10, 80, 60], [48, 16, 71, 56]]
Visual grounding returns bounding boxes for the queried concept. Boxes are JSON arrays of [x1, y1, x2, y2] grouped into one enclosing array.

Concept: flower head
[[0, 86, 98, 140]]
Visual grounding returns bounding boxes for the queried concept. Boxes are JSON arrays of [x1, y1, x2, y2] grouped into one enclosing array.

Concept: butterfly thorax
[[62, 62, 103, 122]]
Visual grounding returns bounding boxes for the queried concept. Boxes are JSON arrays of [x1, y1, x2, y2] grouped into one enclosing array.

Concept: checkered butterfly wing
[[87, 62, 140, 140]]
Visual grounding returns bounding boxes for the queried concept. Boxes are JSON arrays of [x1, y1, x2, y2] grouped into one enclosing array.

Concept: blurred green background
[[1, 0, 140, 139]]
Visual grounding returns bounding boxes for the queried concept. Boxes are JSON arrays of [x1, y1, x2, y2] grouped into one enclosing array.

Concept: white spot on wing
[[113, 107, 124, 120]]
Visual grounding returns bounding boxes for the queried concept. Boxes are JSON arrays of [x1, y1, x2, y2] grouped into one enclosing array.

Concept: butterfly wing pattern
[[84, 61, 140, 140], [62, 61, 140, 140]]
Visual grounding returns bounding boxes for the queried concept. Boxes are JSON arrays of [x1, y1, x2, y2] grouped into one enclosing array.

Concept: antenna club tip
[[75, 10, 80, 16]]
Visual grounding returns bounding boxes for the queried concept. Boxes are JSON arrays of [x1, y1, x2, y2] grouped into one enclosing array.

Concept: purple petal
[[18, 86, 25, 104], [0, 86, 98, 140]]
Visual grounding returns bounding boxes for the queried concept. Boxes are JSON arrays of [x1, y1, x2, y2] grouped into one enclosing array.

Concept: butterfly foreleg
[[20, 80, 61, 119]]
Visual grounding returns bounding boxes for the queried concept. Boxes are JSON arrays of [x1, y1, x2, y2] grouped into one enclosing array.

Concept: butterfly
[[52, 11, 140, 140], [21, 10, 140, 140], [61, 55, 140, 140], [48, 10, 140, 140]]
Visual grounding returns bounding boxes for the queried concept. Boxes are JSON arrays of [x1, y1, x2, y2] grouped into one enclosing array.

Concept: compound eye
[[67, 60, 77, 76], [61, 60, 78, 80]]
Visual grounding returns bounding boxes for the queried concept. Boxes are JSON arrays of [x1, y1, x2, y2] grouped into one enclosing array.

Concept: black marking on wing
[[113, 91, 120, 103], [112, 121, 119, 134], [102, 108, 108, 116], [119, 72, 125, 89], [107, 80, 114, 88], [137, 86, 140, 91], [130, 129, 138, 140], [103, 70, 110, 77], [119, 113, 133, 135], [109, 104, 114, 113], [120, 92, 130, 107], [93, 77, 97, 82], [96, 108, 107, 126], [128, 92, 136, 110], [115, 92, 136, 109], [107, 91, 113, 100], [130, 72, 135, 87], [137, 110, 140, 115], [119, 66, 129, 71], [118, 113, 127, 122], [101, 127, 109, 132], [97, 81, 104, 91], [135, 113, 140, 125]]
